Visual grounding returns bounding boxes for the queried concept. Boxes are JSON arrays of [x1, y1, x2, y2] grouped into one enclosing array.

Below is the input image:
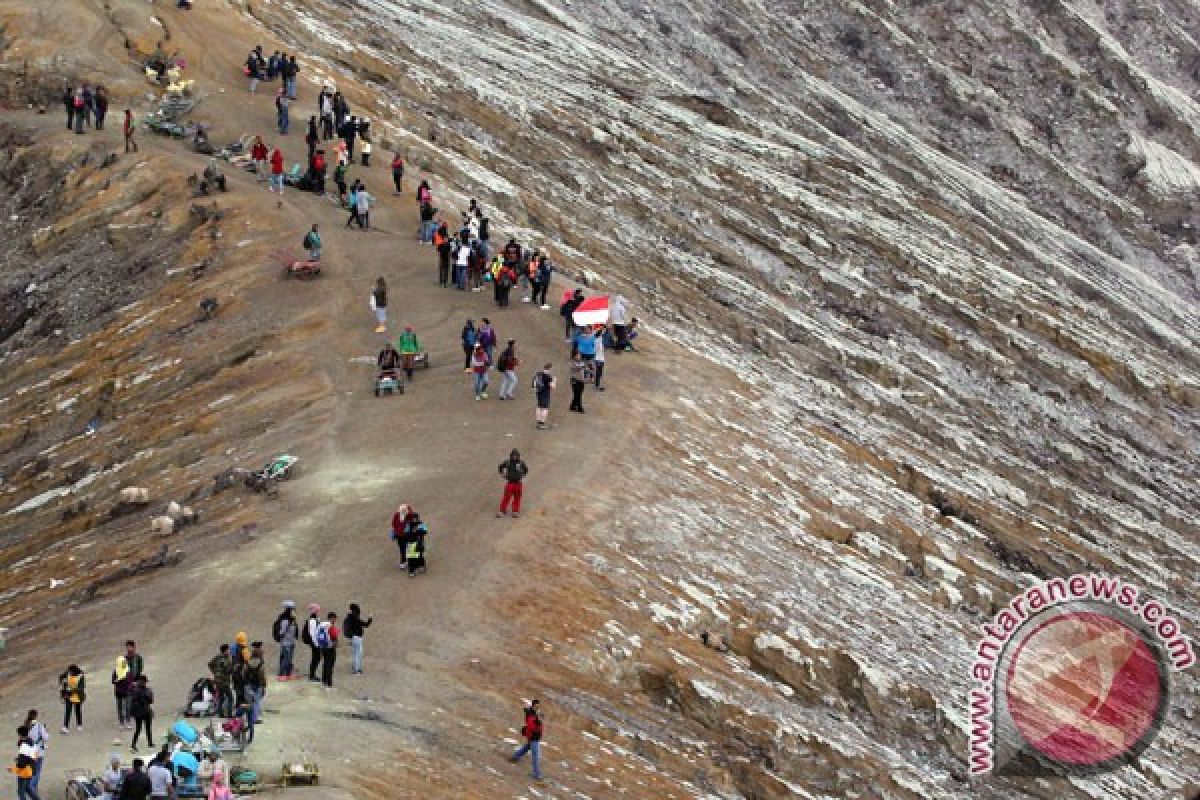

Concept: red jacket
[[252, 142, 268, 160], [521, 709, 542, 741], [270, 149, 284, 174]]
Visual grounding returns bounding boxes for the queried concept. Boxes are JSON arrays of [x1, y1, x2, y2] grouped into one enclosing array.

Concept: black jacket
[[499, 457, 528, 483], [343, 612, 373, 638], [119, 771, 152, 800]]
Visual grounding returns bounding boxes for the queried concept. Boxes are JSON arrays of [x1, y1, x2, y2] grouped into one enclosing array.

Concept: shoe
[[496, 512, 505, 518], [130, 746, 138, 753], [61, 727, 69, 734], [76, 725, 83, 732], [541, 305, 550, 310], [596, 386, 606, 391], [481, 392, 488, 399], [476, 395, 482, 401], [374, 325, 386, 333], [464, 368, 471, 373], [511, 512, 520, 518]]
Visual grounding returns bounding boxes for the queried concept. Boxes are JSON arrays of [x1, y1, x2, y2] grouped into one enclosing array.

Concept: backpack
[[498, 270, 514, 289], [315, 625, 332, 649], [272, 616, 287, 643], [302, 233, 313, 250], [532, 372, 544, 392], [301, 618, 313, 646]]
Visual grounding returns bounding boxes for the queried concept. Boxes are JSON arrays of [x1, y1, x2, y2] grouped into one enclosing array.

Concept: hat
[[282, 600, 295, 609]]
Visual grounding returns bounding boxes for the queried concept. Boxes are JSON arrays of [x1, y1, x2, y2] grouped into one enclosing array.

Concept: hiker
[[285, 55, 299, 99], [509, 699, 543, 780], [344, 604, 373, 675], [339, 115, 358, 162], [454, 237, 471, 289], [495, 261, 517, 307], [497, 449, 528, 517], [417, 179, 432, 208], [63, 87, 75, 131], [461, 320, 477, 370], [397, 326, 421, 381], [531, 255, 552, 309], [478, 318, 498, 362], [207, 645, 234, 717], [470, 343, 491, 400], [593, 328, 607, 390], [391, 154, 404, 194], [145, 751, 172, 799], [354, 183, 373, 230], [419, 202, 437, 244], [266, 50, 280, 81], [275, 89, 290, 134], [94, 87, 108, 130], [57, 665, 85, 733], [251, 136, 268, 181], [112, 656, 134, 729], [377, 341, 401, 380], [269, 146, 285, 196], [318, 613, 339, 689], [319, 88, 334, 139], [118, 758, 150, 800], [101, 753, 122, 800], [22, 712, 47, 794], [73, 89, 85, 134], [497, 340, 519, 400], [274, 602, 299, 679], [436, 225, 453, 287], [346, 181, 361, 227], [573, 325, 598, 361], [625, 317, 641, 350], [13, 725, 39, 800], [333, 160, 349, 206], [310, 148, 327, 194], [533, 364, 556, 429], [129, 675, 154, 752], [304, 604, 322, 681], [305, 116, 319, 159], [243, 643, 266, 725], [360, 136, 372, 167], [303, 224, 321, 261], [123, 110, 138, 153], [405, 517, 428, 576], [245, 50, 261, 93], [371, 277, 388, 333], [561, 289, 585, 341], [611, 295, 630, 350], [569, 354, 593, 413]]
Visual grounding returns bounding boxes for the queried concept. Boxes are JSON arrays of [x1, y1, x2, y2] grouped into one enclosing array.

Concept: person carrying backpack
[[496, 449, 528, 518], [561, 289, 585, 341], [404, 517, 428, 577], [207, 645, 234, 717], [497, 340, 519, 400], [272, 602, 299, 679], [317, 613, 339, 689], [461, 320, 477, 371], [303, 224, 321, 261], [13, 725, 39, 800], [243, 643, 266, 724], [390, 154, 404, 194], [333, 161, 348, 206], [532, 364, 556, 429], [508, 699, 543, 780], [303, 605, 322, 682], [469, 343, 491, 400]]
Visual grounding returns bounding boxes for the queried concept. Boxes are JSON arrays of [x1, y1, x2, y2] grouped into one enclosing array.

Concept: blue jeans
[[17, 774, 40, 800], [279, 643, 294, 676], [454, 264, 467, 290], [245, 686, 263, 724], [278, 106, 289, 134], [351, 636, 363, 673], [473, 371, 488, 397], [286, 78, 296, 98], [30, 757, 43, 791], [500, 370, 517, 399], [511, 740, 541, 779], [309, 248, 321, 261]]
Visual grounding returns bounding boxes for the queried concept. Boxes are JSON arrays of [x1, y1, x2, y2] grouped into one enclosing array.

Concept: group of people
[[61, 83, 137, 153], [390, 506, 430, 576]]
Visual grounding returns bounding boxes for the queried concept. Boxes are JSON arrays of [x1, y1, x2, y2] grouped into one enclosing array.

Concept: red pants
[[500, 482, 523, 513]]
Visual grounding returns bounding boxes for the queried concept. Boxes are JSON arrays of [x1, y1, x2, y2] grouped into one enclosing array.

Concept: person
[[478, 318, 497, 363], [73, 89, 85, 134], [129, 675, 154, 752], [460, 320, 477, 371], [123, 109, 138, 153], [58, 665, 85, 733], [339, 114, 358, 162], [243, 643, 266, 725], [419, 201, 437, 244], [569, 355, 593, 413], [81, 85, 94, 128], [573, 325, 597, 361], [94, 87, 108, 130], [269, 145, 285, 197], [245, 50, 261, 93], [310, 148, 327, 195], [561, 289, 585, 341], [319, 87, 334, 140], [360, 136, 372, 167], [318, 613, 339, 689], [397, 326, 420, 381], [303, 604, 322, 682], [231, 631, 250, 666], [496, 262, 517, 307], [197, 751, 227, 787], [497, 340, 519, 400], [101, 754, 123, 800], [435, 224, 452, 287], [146, 752, 172, 800], [207, 645, 234, 717], [305, 116, 319, 160], [390, 153, 404, 194], [453, 237, 471, 289], [391, 505, 417, 560], [117, 758, 150, 800], [273, 601, 299, 679], [371, 277, 387, 333], [303, 224, 321, 261], [625, 317, 641, 350], [469, 343, 491, 400], [496, 449, 528, 518], [509, 700, 543, 780], [333, 160, 349, 206], [610, 295, 630, 350], [416, 179, 432, 208], [63, 86, 75, 131], [206, 772, 234, 800], [22, 712, 47, 794], [404, 517, 427, 577], [532, 364, 556, 429], [343, 604, 373, 675], [286, 55, 299, 98], [12, 725, 39, 800], [593, 328, 607, 390], [250, 135, 268, 182], [354, 183, 373, 230]]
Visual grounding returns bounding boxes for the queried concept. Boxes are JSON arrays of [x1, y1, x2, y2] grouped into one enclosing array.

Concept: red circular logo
[[1005, 611, 1164, 767]]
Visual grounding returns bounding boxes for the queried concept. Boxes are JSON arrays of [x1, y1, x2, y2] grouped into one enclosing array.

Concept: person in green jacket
[[397, 325, 421, 381]]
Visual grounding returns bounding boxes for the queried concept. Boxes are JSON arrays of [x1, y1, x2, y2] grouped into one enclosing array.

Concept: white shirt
[[27, 721, 48, 756], [456, 245, 471, 267], [594, 334, 606, 363], [147, 764, 173, 797]]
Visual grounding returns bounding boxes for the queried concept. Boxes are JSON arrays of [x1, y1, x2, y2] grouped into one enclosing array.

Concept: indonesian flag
[[571, 295, 610, 327]]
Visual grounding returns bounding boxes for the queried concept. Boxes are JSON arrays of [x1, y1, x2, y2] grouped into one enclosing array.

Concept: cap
[[282, 600, 295, 609]]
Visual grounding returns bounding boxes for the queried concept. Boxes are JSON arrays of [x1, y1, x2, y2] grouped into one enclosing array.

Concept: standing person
[[303, 604, 322, 682], [436, 226, 452, 287], [273, 602, 299, 680], [454, 238, 471, 289], [343, 604, 373, 675], [497, 340, 519, 400], [128, 676, 154, 753], [123, 109, 138, 153], [123, 641, 145, 682], [496, 449, 528, 518], [207, 645, 234, 718], [610, 295, 630, 350], [303, 224, 321, 261], [100, 754, 122, 800], [508, 700, 544, 780], [469, 343, 491, 401], [58, 665, 85, 733], [118, 758, 150, 800], [573, 325, 597, 362], [405, 517, 428, 577], [311, 148, 327, 195], [73, 89, 85, 134], [275, 89, 290, 135], [305, 116, 319, 159], [13, 726, 40, 800], [242, 643, 266, 725], [533, 256, 552, 309], [112, 655, 133, 730], [340, 115, 358, 162], [478, 318, 497, 363], [593, 328, 607, 390], [145, 753, 172, 800], [532, 364, 556, 429], [22, 712, 47, 795], [286, 55, 299, 99], [397, 326, 420, 382], [561, 289, 585, 341], [319, 87, 334, 139], [317, 613, 339, 690], [496, 262, 517, 307], [569, 354, 592, 413], [63, 86, 75, 131], [333, 160, 349, 206], [245, 50, 261, 93], [94, 87, 108, 130], [390, 153, 404, 194], [251, 135, 268, 182], [371, 278, 388, 333], [354, 183, 373, 230], [460, 320, 477, 371], [269, 145, 284, 197], [359, 136, 372, 167], [81, 85, 94, 128]]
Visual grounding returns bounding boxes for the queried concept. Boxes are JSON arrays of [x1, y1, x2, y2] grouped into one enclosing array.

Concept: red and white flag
[[571, 295, 610, 327]]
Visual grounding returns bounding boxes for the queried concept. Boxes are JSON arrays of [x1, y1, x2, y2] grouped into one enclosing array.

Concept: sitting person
[[377, 343, 401, 377], [202, 159, 227, 192], [625, 317, 640, 351], [193, 126, 214, 155], [197, 751, 227, 785]]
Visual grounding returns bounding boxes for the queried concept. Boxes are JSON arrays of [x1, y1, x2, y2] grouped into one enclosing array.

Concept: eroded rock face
[[233, 0, 1200, 795]]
